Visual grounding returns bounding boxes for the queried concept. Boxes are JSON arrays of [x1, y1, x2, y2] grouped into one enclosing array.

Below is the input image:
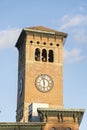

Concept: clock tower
[[15, 26, 67, 122], [15, 26, 84, 130]]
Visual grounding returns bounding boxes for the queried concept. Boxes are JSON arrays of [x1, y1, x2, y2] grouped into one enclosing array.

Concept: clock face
[[35, 74, 53, 92]]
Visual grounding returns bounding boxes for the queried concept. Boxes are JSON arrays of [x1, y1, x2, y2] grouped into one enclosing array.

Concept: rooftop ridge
[[24, 26, 67, 37], [25, 26, 59, 33]]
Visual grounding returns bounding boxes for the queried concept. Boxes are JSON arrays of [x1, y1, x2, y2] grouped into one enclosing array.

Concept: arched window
[[48, 50, 54, 62], [35, 48, 40, 61], [42, 49, 47, 62]]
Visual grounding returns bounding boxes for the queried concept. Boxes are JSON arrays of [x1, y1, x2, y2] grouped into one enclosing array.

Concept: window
[[35, 48, 40, 61], [42, 49, 47, 62], [48, 50, 54, 62], [34, 48, 54, 63]]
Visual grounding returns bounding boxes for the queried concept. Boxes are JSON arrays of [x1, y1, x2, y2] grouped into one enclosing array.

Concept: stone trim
[[37, 108, 85, 125], [0, 122, 46, 127]]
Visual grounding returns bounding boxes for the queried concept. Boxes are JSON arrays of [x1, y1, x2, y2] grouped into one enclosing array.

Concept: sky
[[0, 0, 87, 129]]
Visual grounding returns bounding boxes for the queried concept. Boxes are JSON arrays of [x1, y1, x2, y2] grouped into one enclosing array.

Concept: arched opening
[[48, 50, 54, 62], [42, 49, 47, 62], [35, 48, 40, 61]]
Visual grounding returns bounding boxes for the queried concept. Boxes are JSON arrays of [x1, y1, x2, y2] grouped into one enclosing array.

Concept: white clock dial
[[35, 74, 53, 92]]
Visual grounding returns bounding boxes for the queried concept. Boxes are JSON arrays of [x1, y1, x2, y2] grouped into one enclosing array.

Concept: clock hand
[[43, 78, 45, 87]]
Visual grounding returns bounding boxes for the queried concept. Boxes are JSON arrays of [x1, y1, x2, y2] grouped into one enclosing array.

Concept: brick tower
[[15, 26, 84, 130]]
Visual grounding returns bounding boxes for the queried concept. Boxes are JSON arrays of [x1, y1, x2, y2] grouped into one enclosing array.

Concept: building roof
[[37, 108, 85, 112], [15, 26, 67, 48], [25, 26, 58, 32], [0, 122, 45, 130], [37, 108, 85, 125], [24, 26, 67, 36]]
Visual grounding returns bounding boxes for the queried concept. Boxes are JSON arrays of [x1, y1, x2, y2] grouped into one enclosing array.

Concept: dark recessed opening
[[30, 40, 33, 43], [43, 42, 46, 45], [56, 43, 59, 46], [50, 43, 53, 46], [37, 41, 40, 44]]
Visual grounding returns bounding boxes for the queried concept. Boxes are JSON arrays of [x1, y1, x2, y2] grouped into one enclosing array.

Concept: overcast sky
[[0, 0, 87, 130]]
